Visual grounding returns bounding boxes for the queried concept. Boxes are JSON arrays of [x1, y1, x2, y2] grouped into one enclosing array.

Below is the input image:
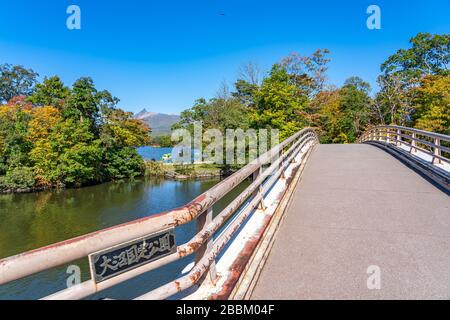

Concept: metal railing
[[0, 128, 318, 300], [359, 125, 450, 168]]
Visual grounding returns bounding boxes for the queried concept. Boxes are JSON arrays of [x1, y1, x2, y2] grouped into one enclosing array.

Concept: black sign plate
[[89, 229, 177, 283]]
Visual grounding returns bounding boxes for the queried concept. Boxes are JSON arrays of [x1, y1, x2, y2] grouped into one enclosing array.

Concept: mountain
[[134, 109, 180, 135]]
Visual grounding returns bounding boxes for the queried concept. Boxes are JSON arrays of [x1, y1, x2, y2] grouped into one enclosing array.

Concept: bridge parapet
[[0, 128, 318, 300]]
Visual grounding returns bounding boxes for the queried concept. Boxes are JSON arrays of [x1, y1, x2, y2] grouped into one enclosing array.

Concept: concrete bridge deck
[[251, 144, 450, 299]]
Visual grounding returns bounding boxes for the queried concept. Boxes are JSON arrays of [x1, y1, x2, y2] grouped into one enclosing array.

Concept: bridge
[[0, 126, 449, 300]]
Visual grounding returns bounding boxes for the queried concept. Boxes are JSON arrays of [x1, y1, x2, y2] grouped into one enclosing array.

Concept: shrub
[[144, 161, 165, 177], [103, 147, 145, 181], [0, 167, 35, 191]]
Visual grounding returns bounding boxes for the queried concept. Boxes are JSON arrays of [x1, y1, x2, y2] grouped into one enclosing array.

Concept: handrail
[[358, 125, 450, 167], [0, 128, 319, 300], [374, 125, 450, 142]]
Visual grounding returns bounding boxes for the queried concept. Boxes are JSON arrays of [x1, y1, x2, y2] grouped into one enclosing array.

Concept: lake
[[137, 146, 172, 161], [137, 146, 202, 163]]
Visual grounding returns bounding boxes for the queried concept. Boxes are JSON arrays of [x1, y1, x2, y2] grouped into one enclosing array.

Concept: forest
[[0, 32, 449, 193], [0, 74, 151, 192], [175, 33, 449, 143]]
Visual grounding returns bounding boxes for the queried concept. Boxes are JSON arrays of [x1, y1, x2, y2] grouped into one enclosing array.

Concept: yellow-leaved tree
[[412, 75, 450, 135]]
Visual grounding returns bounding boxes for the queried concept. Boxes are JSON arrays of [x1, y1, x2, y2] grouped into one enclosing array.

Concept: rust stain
[[178, 231, 212, 258], [208, 156, 305, 300], [209, 215, 272, 300], [189, 270, 202, 284]]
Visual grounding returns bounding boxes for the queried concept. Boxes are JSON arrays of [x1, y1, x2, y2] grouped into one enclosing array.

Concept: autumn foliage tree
[[411, 75, 450, 134], [376, 33, 450, 132], [0, 66, 151, 192]]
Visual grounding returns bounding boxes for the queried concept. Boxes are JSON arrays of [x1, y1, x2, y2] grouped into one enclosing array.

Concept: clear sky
[[0, 0, 449, 114]]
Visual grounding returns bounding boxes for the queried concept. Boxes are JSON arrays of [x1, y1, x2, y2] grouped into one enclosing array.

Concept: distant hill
[[134, 109, 180, 136]]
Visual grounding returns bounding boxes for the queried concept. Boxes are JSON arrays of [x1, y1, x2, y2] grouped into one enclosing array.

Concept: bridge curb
[[228, 144, 317, 300]]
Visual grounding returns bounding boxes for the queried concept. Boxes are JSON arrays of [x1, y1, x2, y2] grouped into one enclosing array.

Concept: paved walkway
[[252, 144, 450, 299]]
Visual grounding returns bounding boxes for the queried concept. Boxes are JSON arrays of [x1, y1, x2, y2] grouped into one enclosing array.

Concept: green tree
[[103, 147, 144, 180], [377, 33, 449, 128], [176, 95, 250, 132], [338, 77, 372, 142], [64, 77, 101, 125], [0, 105, 32, 173], [30, 119, 103, 187], [381, 33, 450, 84], [100, 108, 151, 180], [152, 135, 174, 147], [0, 167, 35, 190], [232, 79, 259, 108], [312, 89, 346, 143], [100, 108, 151, 148], [252, 64, 309, 140], [0, 64, 38, 104], [313, 77, 372, 143], [28, 76, 70, 109]]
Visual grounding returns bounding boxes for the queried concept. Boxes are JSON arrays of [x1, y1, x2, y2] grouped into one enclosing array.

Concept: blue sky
[[0, 0, 449, 114]]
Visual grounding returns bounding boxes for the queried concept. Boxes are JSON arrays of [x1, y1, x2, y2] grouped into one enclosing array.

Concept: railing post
[[252, 167, 266, 210], [195, 208, 217, 285], [276, 141, 287, 179], [396, 129, 401, 146], [433, 138, 441, 165], [410, 132, 417, 153], [291, 143, 297, 163]]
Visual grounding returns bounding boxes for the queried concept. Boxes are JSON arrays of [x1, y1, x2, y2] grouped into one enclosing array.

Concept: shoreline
[[0, 164, 233, 195]]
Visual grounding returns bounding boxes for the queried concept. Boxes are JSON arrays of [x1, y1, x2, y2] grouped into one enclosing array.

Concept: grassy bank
[[144, 161, 236, 180]]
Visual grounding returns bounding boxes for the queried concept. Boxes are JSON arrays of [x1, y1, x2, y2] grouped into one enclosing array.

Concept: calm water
[[137, 146, 202, 162], [137, 146, 172, 161], [0, 177, 250, 299]]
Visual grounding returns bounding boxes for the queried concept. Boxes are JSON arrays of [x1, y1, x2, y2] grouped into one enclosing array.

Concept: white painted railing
[[359, 125, 450, 172]]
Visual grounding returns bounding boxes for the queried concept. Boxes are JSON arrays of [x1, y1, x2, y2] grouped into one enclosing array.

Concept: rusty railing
[[0, 128, 318, 300]]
